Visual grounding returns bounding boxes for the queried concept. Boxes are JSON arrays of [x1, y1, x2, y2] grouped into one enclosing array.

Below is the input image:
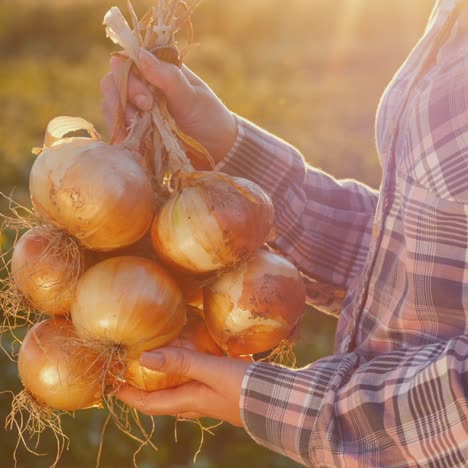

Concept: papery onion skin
[[11, 226, 87, 316], [30, 138, 155, 251], [125, 313, 223, 391], [203, 250, 306, 356], [18, 318, 102, 411], [151, 171, 274, 274], [71, 256, 186, 358], [183, 308, 224, 356], [125, 359, 190, 392]]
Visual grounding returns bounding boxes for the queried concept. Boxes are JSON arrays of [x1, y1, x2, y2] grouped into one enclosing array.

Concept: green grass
[[0, 1, 433, 466]]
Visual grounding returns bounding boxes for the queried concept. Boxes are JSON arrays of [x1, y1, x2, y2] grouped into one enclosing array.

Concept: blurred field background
[[0, 0, 433, 466]]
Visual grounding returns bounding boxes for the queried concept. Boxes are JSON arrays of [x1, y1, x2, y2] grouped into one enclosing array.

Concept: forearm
[[241, 335, 468, 467], [218, 115, 379, 287]]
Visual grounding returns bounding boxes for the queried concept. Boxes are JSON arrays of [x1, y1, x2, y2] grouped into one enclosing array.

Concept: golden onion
[[151, 171, 274, 273], [125, 313, 223, 391], [203, 249, 306, 356], [30, 138, 155, 251], [11, 226, 87, 316], [18, 318, 102, 411], [71, 256, 186, 358]]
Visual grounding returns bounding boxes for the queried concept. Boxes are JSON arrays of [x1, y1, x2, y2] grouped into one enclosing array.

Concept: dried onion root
[[4, 389, 69, 468], [174, 416, 224, 464]]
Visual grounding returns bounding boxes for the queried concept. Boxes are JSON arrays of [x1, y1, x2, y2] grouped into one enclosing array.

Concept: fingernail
[[134, 94, 153, 111], [141, 351, 164, 369]]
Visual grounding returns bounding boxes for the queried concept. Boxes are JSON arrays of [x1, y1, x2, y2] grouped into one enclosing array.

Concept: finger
[[139, 347, 250, 400], [117, 382, 239, 424], [110, 56, 153, 112], [138, 49, 195, 103], [100, 72, 126, 142], [117, 381, 211, 416]]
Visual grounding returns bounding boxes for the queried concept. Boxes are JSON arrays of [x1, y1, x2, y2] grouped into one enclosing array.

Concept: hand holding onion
[[117, 347, 251, 427], [101, 51, 238, 164], [125, 313, 223, 392]]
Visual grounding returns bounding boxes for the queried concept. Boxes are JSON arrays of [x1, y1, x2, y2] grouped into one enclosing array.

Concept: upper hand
[[100, 49, 238, 164], [116, 347, 251, 427]]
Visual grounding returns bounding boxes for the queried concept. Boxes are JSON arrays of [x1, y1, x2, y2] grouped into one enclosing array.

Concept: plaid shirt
[[218, 0, 468, 466]]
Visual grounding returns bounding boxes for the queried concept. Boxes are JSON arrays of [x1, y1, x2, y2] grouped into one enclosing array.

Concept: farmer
[[100, 0, 468, 465]]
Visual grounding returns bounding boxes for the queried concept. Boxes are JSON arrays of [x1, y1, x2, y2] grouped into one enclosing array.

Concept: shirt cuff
[[216, 114, 251, 173], [239, 361, 312, 466]]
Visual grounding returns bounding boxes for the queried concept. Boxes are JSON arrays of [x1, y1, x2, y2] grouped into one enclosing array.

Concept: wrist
[[212, 112, 238, 165]]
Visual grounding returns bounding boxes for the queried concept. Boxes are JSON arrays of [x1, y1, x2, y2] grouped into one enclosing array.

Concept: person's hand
[[116, 347, 251, 427], [100, 49, 238, 164]]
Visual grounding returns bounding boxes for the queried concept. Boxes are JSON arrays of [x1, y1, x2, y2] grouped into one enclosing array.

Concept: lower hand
[[116, 347, 251, 427]]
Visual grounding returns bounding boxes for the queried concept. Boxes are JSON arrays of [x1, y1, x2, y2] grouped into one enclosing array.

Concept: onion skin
[[151, 171, 274, 274], [71, 256, 187, 358], [11, 227, 87, 316], [125, 314, 223, 391], [30, 138, 155, 251], [203, 250, 306, 356], [18, 318, 102, 411], [170, 270, 206, 309], [125, 359, 190, 392]]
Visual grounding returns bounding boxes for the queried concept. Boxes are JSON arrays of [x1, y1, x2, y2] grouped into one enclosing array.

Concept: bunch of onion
[[29, 116, 156, 252], [104, 6, 275, 274], [203, 249, 306, 357], [7, 318, 104, 467], [125, 311, 223, 392], [71, 256, 187, 395]]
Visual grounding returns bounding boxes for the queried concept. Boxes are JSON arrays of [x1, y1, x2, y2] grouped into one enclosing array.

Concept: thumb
[[140, 347, 249, 399]]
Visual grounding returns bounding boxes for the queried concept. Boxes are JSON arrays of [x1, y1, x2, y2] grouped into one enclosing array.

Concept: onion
[[71, 256, 186, 359], [30, 137, 155, 251], [94, 234, 157, 263], [151, 171, 274, 273], [170, 270, 206, 309], [203, 250, 306, 356], [125, 312, 223, 391], [11, 226, 87, 316], [18, 318, 102, 411]]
